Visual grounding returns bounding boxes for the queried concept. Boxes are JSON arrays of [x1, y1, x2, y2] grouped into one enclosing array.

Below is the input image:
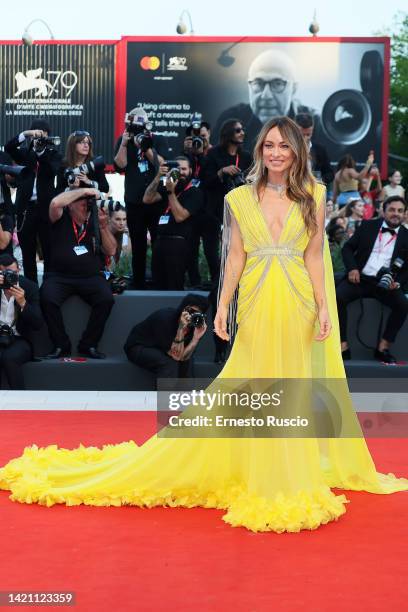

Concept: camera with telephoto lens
[[0, 163, 30, 183], [164, 160, 181, 182], [125, 113, 153, 151], [0, 269, 19, 289], [190, 113, 204, 150], [169, 166, 181, 182], [376, 257, 404, 291], [86, 197, 124, 214], [224, 170, 247, 192], [64, 156, 105, 186], [33, 136, 61, 153]]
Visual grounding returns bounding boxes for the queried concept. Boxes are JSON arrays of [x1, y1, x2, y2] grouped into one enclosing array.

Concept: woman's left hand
[[78, 172, 91, 185], [315, 306, 332, 341]]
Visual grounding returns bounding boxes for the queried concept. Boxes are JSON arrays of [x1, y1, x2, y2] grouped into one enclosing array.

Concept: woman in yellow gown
[[1, 117, 407, 533]]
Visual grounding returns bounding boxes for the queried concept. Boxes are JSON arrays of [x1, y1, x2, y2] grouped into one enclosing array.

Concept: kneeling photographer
[[143, 156, 204, 290], [0, 254, 43, 389], [4, 119, 62, 282], [337, 196, 408, 364], [124, 293, 209, 383], [40, 187, 116, 360], [56, 130, 109, 194]]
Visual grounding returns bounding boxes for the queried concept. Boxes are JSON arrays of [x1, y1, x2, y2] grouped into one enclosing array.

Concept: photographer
[[181, 119, 219, 288], [336, 196, 408, 364], [0, 151, 14, 218], [201, 119, 252, 363], [4, 119, 62, 283], [0, 153, 14, 257], [56, 130, 109, 194], [201, 119, 252, 223], [114, 107, 169, 289], [124, 293, 209, 382], [0, 254, 43, 389], [182, 119, 212, 178], [40, 188, 116, 360], [295, 112, 334, 186], [143, 156, 204, 290]]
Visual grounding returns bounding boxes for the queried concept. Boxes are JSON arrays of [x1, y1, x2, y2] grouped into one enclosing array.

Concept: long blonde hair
[[246, 116, 318, 236]]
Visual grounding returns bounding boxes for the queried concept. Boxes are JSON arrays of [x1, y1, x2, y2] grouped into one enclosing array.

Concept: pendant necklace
[[266, 182, 286, 199]]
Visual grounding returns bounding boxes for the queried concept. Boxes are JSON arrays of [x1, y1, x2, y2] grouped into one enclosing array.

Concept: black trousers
[[0, 337, 32, 390], [17, 201, 51, 284], [126, 203, 163, 289], [126, 345, 191, 382], [152, 236, 189, 290], [336, 274, 408, 343], [40, 275, 114, 351], [187, 211, 221, 286]]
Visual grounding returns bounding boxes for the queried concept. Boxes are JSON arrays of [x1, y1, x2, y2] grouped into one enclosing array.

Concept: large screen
[[124, 38, 388, 169]]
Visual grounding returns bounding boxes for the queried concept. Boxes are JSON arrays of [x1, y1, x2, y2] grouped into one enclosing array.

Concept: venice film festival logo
[[139, 56, 188, 72], [6, 67, 82, 117], [13, 68, 78, 98]]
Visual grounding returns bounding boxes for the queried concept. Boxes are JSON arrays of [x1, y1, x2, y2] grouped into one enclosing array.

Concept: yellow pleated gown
[[1, 182, 407, 533]]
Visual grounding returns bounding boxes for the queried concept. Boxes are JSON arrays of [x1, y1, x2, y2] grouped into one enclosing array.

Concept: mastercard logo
[[140, 56, 160, 71]]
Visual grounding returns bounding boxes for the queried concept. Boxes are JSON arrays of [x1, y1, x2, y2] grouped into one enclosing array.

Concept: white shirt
[[361, 222, 400, 277], [0, 291, 20, 335]]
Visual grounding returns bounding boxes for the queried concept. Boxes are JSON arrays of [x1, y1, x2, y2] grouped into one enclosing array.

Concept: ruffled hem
[[0, 443, 349, 533]]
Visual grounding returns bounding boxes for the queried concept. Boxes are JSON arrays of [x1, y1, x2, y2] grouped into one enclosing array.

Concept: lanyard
[[72, 218, 88, 244], [194, 162, 201, 178], [377, 229, 397, 253], [235, 153, 239, 167], [165, 180, 193, 213]]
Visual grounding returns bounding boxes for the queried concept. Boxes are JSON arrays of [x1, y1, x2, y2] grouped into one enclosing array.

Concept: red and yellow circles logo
[[140, 56, 160, 71]]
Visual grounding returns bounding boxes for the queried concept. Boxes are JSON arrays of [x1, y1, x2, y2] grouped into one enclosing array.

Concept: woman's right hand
[[214, 304, 229, 341]]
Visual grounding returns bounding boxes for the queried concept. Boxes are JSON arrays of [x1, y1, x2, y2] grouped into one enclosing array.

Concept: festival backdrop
[[121, 37, 389, 169], [0, 42, 116, 162]]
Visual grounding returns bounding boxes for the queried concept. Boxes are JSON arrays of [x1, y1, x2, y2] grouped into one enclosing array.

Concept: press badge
[[191, 178, 201, 187], [158, 215, 170, 225], [73, 245, 88, 256], [138, 160, 149, 173]]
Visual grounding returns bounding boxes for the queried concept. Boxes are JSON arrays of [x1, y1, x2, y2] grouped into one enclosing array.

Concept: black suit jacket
[[341, 218, 408, 286], [310, 142, 334, 186], [4, 135, 61, 218], [0, 151, 13, 217], [3, 276, 44, 352]]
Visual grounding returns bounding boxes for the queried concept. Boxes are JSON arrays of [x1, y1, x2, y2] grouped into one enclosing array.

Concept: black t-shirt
[[55, 160, 110, 195], [0, 213, 13, 256], [200, 145, 252, 221], [49, 209, 102, 277], [156, 183, 204, 239], [114, 136, 168, 205]]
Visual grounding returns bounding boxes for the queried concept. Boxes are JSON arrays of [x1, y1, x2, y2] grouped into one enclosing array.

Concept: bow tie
[[381, 227, 396, 235]]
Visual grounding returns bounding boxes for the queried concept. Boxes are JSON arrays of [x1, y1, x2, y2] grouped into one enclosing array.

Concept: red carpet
[[0, 411, 407, 612]]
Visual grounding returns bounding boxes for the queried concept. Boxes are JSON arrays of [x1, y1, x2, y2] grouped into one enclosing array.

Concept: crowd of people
[[0, 107, 406, 388]]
